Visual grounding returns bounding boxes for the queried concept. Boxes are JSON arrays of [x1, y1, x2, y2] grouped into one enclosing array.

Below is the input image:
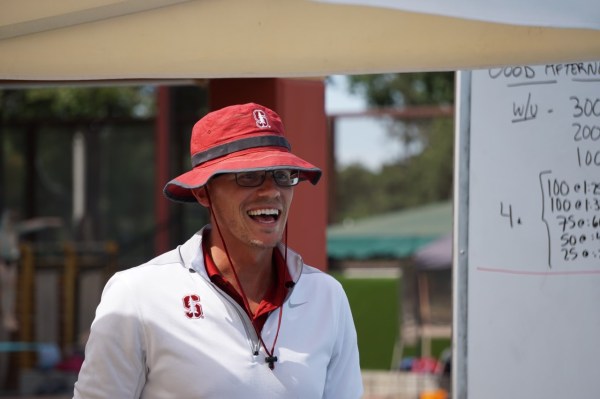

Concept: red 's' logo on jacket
[[183, 294, 204, 319]]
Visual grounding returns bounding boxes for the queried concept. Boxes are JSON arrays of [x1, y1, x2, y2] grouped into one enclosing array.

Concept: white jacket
[[73, 228, 363, 398]]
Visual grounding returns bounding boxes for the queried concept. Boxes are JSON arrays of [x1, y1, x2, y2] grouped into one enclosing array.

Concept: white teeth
[[247, 209, 280, 216]]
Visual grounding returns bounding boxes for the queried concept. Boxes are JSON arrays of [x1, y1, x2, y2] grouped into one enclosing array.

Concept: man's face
[[195, 171, 294, 250]]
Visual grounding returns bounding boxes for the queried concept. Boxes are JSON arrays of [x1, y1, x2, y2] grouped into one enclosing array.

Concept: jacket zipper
[[217, 288, 262, 356]]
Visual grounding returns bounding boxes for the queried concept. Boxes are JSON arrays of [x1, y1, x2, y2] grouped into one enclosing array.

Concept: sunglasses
[[234, 170, 300, 187]]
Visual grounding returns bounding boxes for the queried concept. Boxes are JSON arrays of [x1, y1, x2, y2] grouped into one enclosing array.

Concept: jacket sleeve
[[73, 271, 147, 398], [322, 285, 363, 399]]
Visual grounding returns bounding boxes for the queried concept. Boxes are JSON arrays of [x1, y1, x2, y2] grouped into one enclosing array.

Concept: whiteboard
[[454, 62, 600, 399]]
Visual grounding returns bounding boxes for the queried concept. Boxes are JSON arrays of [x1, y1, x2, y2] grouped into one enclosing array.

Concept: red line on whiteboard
[[477, 267, 600, 276]]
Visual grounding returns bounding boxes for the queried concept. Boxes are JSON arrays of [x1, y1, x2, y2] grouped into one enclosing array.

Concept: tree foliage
[[347, 72, 454, 107], [0, 86, 154, 121], [333, 73, 455, 223]]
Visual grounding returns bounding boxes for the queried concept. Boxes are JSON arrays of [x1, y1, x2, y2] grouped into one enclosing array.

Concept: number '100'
[[550, 197, 573, 212], [548, 179, 570, 196]]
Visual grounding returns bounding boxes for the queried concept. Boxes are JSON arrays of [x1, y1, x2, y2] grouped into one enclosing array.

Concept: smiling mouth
[[247, 208, 281, 223]]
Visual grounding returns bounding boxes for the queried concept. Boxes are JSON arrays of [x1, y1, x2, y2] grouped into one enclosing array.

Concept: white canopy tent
[[1, 0, 599, 81]]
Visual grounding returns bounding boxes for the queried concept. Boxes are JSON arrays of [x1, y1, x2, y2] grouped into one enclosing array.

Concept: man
[[73, 103, 363, 398]]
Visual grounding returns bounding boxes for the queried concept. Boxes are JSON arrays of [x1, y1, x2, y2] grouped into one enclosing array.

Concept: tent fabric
[[327, 201, 452, 260], [318, 0, 600, 31], [413, 233, 453, 270], [1, 0, 600, 81], [327, 235, 437, 260]]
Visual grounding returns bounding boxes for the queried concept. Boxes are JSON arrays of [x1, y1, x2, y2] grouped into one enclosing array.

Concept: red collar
[[202, 231, 292, 332]]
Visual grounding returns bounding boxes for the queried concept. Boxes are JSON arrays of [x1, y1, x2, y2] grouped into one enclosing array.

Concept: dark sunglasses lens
[[273, 170, 299, 186], [236, 172, 264, 187]]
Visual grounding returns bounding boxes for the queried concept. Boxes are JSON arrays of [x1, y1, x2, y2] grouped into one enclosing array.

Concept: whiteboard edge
[[452, 70, 471, 399]]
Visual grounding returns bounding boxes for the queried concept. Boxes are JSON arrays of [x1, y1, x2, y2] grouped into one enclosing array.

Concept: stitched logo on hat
[[253, 109, 271, 129]]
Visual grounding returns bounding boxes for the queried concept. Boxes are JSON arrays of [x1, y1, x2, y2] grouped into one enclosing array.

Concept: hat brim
[[163, 147, 322, 203]]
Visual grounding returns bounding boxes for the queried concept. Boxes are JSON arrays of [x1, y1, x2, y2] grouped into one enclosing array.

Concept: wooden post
[[62, 243, 77, 351], [17, 244, 35, 369]]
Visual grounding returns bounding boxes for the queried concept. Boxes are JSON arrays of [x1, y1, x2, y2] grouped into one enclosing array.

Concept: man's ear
[[191, 187, 210, 208]]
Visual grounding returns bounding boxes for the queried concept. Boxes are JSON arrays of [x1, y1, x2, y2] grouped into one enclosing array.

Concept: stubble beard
[[247, 225, 284, 249]]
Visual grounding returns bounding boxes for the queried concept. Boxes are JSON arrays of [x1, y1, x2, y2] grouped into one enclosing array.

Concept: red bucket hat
[[163, 103, 322, 203]]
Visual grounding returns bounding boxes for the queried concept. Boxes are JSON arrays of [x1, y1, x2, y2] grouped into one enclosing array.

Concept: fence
[[1, 242, 116, 394]]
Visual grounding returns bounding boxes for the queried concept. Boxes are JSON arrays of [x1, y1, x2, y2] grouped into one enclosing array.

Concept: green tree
[[0, 86, 154, 120], [334, 73, 455, 222], [347, 72, 454, 107], [336, 164, 385, 221], [380, 117, 454, 209]]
